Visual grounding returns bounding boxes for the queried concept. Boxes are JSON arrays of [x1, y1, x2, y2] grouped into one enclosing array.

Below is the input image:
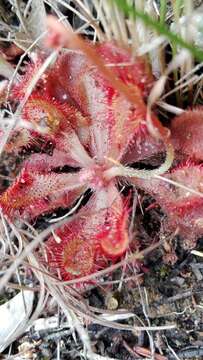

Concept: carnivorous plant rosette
[[1, 28, 203, 282]]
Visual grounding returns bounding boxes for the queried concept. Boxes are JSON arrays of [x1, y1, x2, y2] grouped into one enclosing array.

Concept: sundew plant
[[1, 0, 203, 357]]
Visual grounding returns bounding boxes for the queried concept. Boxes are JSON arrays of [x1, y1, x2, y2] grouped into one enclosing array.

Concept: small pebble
[[106, 295, 118, 310]]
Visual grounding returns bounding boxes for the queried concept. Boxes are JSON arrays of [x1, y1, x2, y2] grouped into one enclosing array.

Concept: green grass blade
[[160, 0, 167, 25], [112, 0, 203, 62]]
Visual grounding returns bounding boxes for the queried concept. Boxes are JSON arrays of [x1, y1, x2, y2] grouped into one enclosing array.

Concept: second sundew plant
[[1, 13, 203, 283]]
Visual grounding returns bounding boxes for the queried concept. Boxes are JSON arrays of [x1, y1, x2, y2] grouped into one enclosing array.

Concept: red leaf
[[0, 167, 87, 219], [42, 43, 158, 162], [45, 183, 129, 280], [22, 95, 93, 167], [132, 163, 203, 247], [171, 107, 203, 160]]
